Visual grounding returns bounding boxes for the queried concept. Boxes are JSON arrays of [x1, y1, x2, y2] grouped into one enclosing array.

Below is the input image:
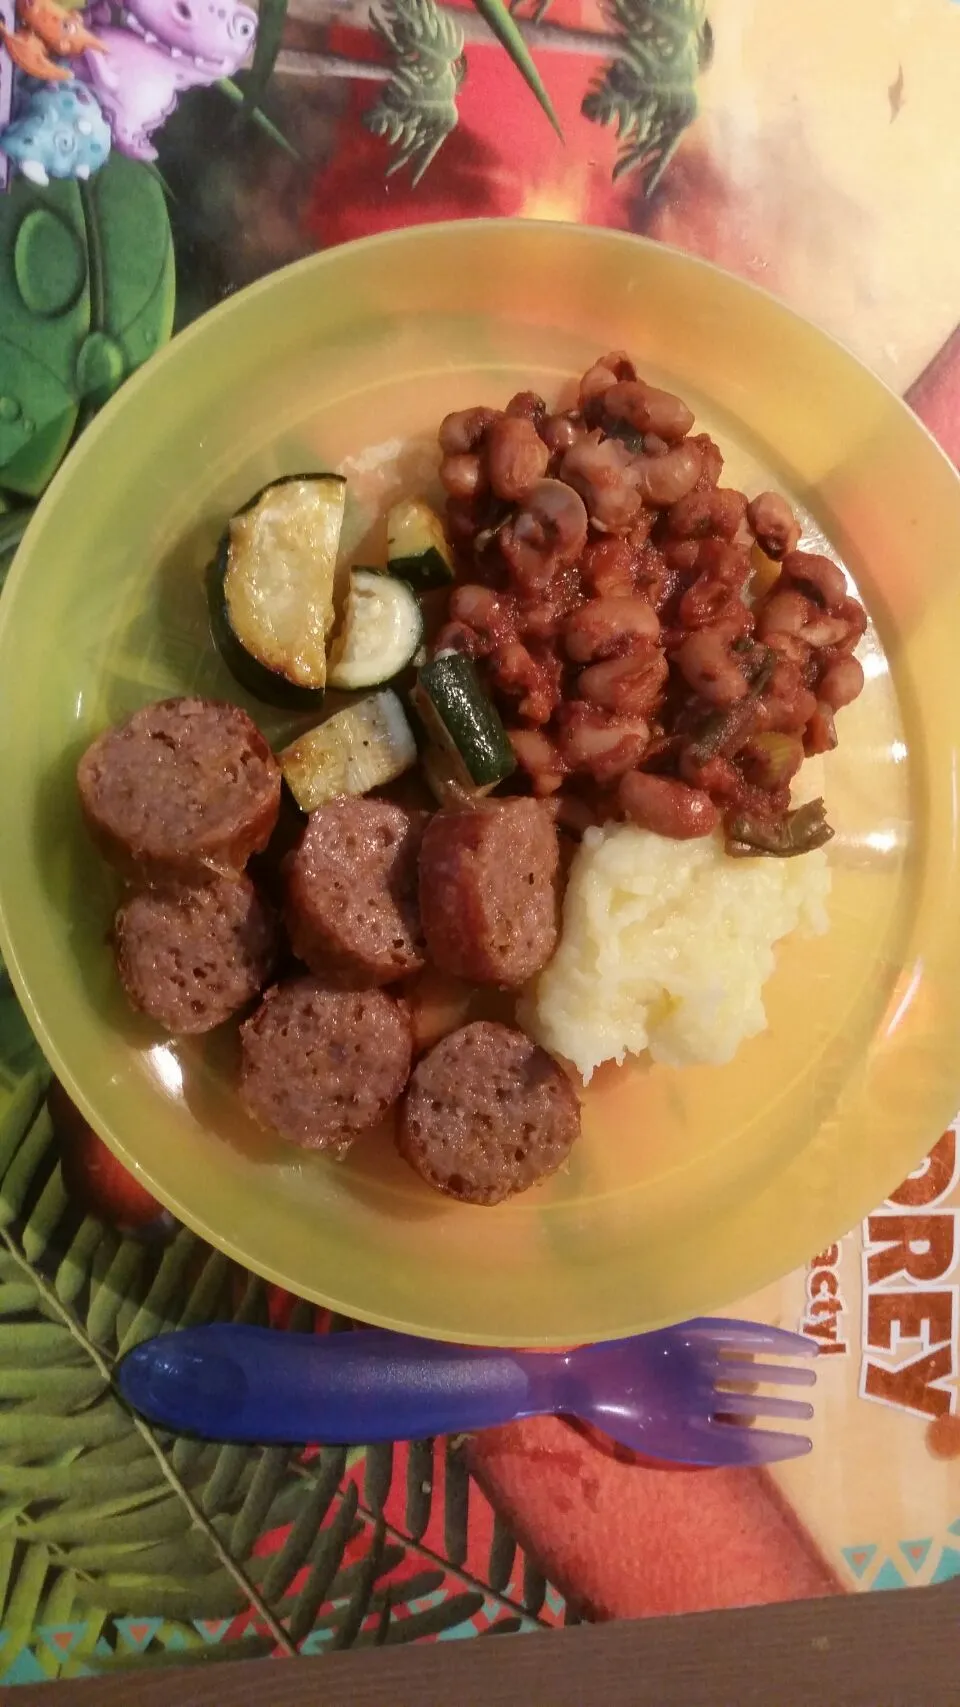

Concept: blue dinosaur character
[[0, 76, 110, 184]]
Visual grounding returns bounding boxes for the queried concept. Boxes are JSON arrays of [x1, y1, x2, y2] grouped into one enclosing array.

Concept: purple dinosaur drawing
[[0, 0, 14, 190], [75, 0, 256, 161]]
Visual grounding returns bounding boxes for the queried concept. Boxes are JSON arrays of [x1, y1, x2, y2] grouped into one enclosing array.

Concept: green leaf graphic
[[582, 0, 710, 189], [0, 954, 561, 1678], [0, 1072, 375, 1670], [366, 0, 467, 184], [218, 77, 299, 157], [0, 157, 174, 499], [0, 182, 86, 496], [77, 156, 175, 383], [241, 0, 288, 115], [469, 0, 561, 135]]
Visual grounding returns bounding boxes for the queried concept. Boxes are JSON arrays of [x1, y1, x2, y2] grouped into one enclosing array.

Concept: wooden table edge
[[11, 1575, 960, 1706]]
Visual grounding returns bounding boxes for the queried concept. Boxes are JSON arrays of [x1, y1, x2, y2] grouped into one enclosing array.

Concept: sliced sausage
[[78, 697, 281, 879], [419, 799, 559, 987], [285, 798, 426, 987], [398, 1021, 580, 1204], [114, 874, 276, 1036], [239, 977, 412, 1153]]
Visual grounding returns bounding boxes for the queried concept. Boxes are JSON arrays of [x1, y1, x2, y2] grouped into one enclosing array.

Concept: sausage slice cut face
[[398, 1020, 581, 1204], [77, 696, 281, 879], [418, 800, 560, 988], [114, 874, 276, 1035], [285, 798, 425, 987], [240, 977, 412, 1153]]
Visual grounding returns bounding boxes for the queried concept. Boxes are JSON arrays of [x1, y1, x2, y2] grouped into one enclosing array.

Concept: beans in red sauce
[[430, 355, 868, 853]]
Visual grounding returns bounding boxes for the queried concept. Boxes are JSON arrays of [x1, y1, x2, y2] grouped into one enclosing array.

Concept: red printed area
[[906, 328, 960, 469], [304, 11, 629, 249], [860, 1130, 960, 1422], [468, 1415, 840, 1620], [47, 1080, 168, 1233]]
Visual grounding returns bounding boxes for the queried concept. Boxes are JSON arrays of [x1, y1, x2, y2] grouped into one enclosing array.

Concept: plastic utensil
[[118, 1319, 817, 1466]]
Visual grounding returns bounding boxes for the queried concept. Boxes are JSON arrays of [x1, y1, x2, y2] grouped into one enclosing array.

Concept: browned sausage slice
[[418, 799, 559, 987], [398, 1020, 580, 1204], [285, 798, 426, 987], [114, 875, 276, 1036], [239, 977, 412, 1152], [78, 697, 281, 879]]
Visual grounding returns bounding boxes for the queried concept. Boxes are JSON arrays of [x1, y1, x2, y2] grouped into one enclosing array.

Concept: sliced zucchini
[[411, 653, 516, 797], [279, 689, 417, 813], [208, 474, 346, 709], [386, 498, 454, 590], [327, 569, 423, 691]]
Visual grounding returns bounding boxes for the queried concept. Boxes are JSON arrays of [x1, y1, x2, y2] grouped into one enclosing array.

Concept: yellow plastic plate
[[2, 221, 960, 1345]]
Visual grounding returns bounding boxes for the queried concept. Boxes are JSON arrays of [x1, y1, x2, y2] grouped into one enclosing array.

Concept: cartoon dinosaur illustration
[[0, 75, 110, 181], [0, 0, 13, 189], [16, 0, 107, 55], [74, 0, 257, 161], [0, 22, 71, 77]]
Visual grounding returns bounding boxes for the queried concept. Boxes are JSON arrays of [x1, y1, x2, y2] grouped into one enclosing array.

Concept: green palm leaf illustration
[[582, 0, 710, 189], [468, 0, 561, 135], [218, 76, 299, 156], [355, 1436, 565, 1639], [0, 981, 560, 1679], [215, 0, 300, 156], [223, 0, 558, 169], [365, 0, 467, 184], [242, 0, 288, 113]]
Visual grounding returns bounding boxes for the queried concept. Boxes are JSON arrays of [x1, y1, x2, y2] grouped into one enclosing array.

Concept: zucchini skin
[[206, 544, 326, 711], [206, 474, 345, 712], [387, 499, 455, 591], [279, 690, 417, 812], [233, 472, 344, 518], [413, 653, 516, 789], [390, 548, 452, 591]]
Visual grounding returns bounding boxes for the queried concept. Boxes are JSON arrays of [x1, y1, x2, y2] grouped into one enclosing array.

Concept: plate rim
[[2, 217, 960, 1343]]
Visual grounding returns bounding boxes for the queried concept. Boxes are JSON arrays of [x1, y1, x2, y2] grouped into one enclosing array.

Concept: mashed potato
[[526, 825, 830, 1082]]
